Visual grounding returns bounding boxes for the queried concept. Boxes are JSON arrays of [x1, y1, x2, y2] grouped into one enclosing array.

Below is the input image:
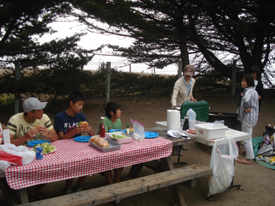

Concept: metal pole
[[129, 64, 131, 73], [105, 62, 111, 105], [178, 61, 182, 79], [231, 60, 236, 96], [14, 63, 20, 114]]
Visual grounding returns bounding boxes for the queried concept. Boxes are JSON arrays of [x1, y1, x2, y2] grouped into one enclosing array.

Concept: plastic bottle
[[100, 117, 105, 137], [126, 123, 130, 134], [182, 115, 189, 131], [187, 108, 196, 129]]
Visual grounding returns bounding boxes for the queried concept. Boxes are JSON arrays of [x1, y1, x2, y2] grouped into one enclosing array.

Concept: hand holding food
[[26, 128, 38, 139], [78, 121, 88, 128]]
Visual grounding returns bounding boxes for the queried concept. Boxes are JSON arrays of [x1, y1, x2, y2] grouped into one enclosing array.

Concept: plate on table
[[74, 136, 91, 143], [144, 132, 159, 139], [31, 147, 56, 154], [108, 129, 122, 132], [187, 129, 196, 134], [27, 140, 50, 147]]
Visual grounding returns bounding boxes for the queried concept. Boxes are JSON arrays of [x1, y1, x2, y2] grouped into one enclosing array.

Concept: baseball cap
[[183, 65, 195, 76], [22, 97, 47, 112]]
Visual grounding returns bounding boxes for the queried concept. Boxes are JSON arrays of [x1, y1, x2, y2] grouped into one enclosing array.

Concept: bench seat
[[21, 164, 212, 206]]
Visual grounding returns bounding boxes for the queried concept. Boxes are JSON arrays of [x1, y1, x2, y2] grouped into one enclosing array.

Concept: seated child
[[98, 101, 122, 184], [54, 90, 95, 194]]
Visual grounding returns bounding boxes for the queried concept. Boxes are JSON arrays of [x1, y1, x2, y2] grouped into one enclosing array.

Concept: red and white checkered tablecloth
[[4, 137, 172, 190]]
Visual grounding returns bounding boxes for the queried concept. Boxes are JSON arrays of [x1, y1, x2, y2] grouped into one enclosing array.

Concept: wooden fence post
[[14, 63, 20, 114], [105, 62, 111, 106], [231, 60, 236, 96]]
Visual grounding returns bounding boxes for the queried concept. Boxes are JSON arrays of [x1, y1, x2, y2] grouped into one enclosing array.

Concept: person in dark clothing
[[237, 65, 264, 112]]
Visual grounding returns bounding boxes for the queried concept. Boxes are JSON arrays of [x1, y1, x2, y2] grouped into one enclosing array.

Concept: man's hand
[[37, 126, 49, 137], [26, 128, 38, 140]]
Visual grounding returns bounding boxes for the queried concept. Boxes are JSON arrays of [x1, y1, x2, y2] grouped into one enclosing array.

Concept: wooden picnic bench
[[19, 164, 211, 206]]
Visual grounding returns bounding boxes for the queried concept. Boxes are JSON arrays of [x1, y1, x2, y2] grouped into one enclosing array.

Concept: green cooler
[[180, 100, 209, 121]]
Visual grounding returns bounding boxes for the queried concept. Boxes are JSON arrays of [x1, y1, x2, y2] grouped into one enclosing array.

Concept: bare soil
[[1, 89, 274, 206]]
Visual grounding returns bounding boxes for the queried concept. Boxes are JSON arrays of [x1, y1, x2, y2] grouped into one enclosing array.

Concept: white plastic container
[[187, 108, 196, 129], [195, 123, 228, 140]]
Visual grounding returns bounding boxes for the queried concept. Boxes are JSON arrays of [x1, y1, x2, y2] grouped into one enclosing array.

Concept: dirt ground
[[0, 89, 274, 206]]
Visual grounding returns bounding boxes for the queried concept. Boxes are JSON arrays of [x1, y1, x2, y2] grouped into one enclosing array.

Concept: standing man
[[7, 97, 58, 146]]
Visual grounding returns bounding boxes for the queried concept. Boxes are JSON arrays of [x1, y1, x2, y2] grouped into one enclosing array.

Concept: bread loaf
[[90, 136, 109, 148]]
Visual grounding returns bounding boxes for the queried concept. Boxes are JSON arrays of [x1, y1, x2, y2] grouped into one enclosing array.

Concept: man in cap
[[7, 97, 59, 146], [171, 64, 197, 107]]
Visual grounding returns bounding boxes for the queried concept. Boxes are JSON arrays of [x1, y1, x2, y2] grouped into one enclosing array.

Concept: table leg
[[129, 163, 144, 178], [160, 156, 186, 206], [18, 188, 29, 204], [173, 146, 187, 165], [0, 178, 21, 206]]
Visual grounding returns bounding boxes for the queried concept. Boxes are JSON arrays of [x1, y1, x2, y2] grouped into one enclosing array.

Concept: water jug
[[187, 108, 196, 129], [180, 100, 209, 121]]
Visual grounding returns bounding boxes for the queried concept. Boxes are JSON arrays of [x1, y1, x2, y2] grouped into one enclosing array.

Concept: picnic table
[[0, 130, 212, 206]]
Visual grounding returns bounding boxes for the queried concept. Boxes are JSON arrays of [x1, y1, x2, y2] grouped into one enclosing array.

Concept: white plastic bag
[[130, 119, 145, 141], [0, 143, 35, 170], [0, 160, 11, 170], [208, 138, 239, 197]]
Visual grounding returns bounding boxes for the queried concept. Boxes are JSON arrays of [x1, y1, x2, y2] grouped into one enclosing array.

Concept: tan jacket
[[171, 77, 196, 107]]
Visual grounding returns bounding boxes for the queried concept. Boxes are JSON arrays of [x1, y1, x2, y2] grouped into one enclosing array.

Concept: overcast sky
[[40, 21, 178, 75]]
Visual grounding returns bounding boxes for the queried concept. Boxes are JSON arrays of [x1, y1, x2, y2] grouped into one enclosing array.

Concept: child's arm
[[245, 108, 251, 113], [37, 126, 59, 141], [58, 126, 85, 139], [85, 126, 95, 136]]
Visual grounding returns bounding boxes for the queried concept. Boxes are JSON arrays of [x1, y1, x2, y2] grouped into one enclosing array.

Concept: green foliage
[[73, 0, 275, 87], [0, 94, 14, 105]]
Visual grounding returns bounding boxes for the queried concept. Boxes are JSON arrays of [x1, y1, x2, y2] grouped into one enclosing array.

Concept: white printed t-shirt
[[7, 112, 54, 144]]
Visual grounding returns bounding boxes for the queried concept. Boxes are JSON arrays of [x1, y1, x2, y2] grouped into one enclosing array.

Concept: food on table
[[33, 142, 55, 154], [78, 121, 88, 128], [111, 134, 129, 139], [90, 136, 109, 148], [35, 124, 40, 129], [187, 129, 196, 134], [90, 136, 100, 143]]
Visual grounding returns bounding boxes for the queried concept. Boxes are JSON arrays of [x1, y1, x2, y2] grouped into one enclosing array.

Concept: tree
[[0, 0, 98, 100], [72, 0, 275, 86]]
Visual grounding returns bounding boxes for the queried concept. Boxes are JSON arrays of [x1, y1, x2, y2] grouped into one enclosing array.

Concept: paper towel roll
[[167, 110, 181, 130]]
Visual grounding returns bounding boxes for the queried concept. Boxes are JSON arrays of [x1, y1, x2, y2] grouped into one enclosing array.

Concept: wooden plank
[[0, 171, 5, 178], [181, 179, 196, 189], [0, 178, 20, 206], [18, 189, 29, 204], [129, 163, 144, 178], [143, 160, 163, 173], [21, 164, 212, 206]]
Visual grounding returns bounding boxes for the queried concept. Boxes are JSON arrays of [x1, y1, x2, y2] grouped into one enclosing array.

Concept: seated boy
[[54, 91, 95, 194], [7, 97, 59, 201], [97, 101, 122, 184]]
